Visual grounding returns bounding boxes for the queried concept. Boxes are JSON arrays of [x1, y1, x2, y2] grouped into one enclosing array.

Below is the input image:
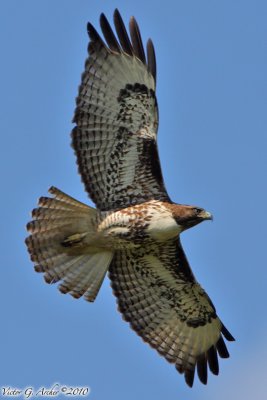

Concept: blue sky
[[1, 0, 266, 399]]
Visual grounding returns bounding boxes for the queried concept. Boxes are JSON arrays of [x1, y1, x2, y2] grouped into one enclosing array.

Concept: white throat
[[147, 208, 182, 241]]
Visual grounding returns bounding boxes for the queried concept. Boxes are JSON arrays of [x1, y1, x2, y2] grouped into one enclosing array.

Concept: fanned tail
[[25, 186, 113, 301]]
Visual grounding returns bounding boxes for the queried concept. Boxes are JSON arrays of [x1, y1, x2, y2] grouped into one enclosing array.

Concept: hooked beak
[[200, 210, 213, 221]]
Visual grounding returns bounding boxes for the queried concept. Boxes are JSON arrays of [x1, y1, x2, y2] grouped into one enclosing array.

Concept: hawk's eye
[[194, 208, 202, 215]]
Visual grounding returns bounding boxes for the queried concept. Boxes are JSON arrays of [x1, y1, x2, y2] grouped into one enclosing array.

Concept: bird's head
[[169, 204, 213, 232]]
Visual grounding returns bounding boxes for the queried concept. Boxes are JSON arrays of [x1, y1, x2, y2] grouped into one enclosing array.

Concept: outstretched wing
[[109, 238, 234, 387], [72, 9, 170, 211]]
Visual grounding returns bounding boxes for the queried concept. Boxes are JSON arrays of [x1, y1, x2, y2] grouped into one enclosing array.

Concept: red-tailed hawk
[[26, 9, 234, 387]]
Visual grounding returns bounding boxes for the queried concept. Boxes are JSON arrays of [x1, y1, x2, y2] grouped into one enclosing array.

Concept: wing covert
[[72, 10, 170, 211], [109, 238, 234, 387]]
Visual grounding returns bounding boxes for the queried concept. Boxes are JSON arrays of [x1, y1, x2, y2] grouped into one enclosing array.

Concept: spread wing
[[72, 10, 170, 211], [109, 238, 234, 387]]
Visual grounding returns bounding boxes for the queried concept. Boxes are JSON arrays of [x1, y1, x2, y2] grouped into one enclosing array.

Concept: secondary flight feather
[[26, 9, 234, 387]]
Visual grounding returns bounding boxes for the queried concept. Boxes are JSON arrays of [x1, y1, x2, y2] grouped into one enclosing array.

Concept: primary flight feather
[[26, 9, 234, 387]]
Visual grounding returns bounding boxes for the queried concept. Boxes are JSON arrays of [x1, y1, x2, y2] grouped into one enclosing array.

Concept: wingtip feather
[[221, 323, 235, 341], [216, 336, 230, 358], [147, 38, 156, 82], [207, 345, 219, 375], [87, 22, 106, 49], [100, 12, 121, 52], [184, 368, 195, 387], [197, 354, 208, 385], [113, 9, 133, 56], [129, 16, 146, 64]]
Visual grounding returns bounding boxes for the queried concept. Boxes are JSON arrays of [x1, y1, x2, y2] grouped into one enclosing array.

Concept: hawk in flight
[[26, 9, 234, 387]]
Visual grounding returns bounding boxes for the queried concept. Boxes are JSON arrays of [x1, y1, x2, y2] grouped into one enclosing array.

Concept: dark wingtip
[[129, 16, 146, 64], [207, 345, 219, 375], [88, 10, 156, 82], [147, 38, 157, 82], [197, 354, 208, 385], [221, 324, 235, 341], [216, 336, 230, 358], [87, 22, 106, 49], [184, 368, 195, 387], [87, 22, 97, 40], [100, 12, 121, 52], [113, 9, 133, 56]]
